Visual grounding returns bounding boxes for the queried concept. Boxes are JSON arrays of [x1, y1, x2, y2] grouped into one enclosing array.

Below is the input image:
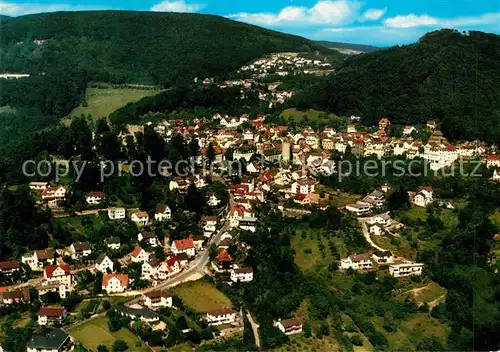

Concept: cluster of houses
[[238, 53, 332, 78], [346, 185, 390, 216], [340, 250, 424, 278], [211, 232, 254, 285]]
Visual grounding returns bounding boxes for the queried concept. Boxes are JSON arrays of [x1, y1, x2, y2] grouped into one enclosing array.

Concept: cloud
[[228, 0, 362, 27], [151, 0, 205, 13], [0, 1, 104, 16], [361, 8, 386, 21], [384, 12, 500, 28]]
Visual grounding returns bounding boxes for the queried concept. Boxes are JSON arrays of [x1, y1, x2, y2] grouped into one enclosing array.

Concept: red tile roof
[[131, 245, 144, 257], [173, 235, 194, 251], [0, 261, 20, 271], [102, 273, 129, 287], [216, 249, 233, 262], [44, 265, 70, 278], [38, 306, 65, 317]]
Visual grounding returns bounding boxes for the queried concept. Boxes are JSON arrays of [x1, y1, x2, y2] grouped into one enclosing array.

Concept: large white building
[[389, 262, 424, 277], [205, 308, 237, 326], [108, 207, 126, 220], [230, 267, 254, 283], [340, 254, 373, 271]]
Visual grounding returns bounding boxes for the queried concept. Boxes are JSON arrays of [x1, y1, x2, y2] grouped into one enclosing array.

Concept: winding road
[[125, 218, 231, 305]]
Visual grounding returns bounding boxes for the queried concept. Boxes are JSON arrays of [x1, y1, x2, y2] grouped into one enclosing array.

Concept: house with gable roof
[[171, 235, 195, 257]]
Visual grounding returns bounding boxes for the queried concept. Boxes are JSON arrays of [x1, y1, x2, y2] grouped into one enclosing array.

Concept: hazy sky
[[1, 0, 499, 45]]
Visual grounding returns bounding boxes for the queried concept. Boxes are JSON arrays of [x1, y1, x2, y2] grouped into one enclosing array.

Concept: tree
[[387, 186, 410, 212], [416, 337, 444, 351], [207, 142, 216, 166], [350, 335, 363, 346], [112, 339, 129, 352], [97, 345, 110, 352]]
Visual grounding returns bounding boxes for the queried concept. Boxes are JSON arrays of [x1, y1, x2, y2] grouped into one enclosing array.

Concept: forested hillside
[[299, 30, 500, 143], [0, 11, 330, 85]]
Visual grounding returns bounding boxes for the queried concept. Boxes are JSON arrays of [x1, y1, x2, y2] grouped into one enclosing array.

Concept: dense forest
[[0, 11, 331, 85], [297, 30, 500, 144]]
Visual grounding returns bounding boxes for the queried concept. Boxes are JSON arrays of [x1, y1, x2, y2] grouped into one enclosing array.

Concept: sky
[[0, 0, 499, 46]]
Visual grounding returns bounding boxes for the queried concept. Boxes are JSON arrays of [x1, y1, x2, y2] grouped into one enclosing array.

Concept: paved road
[[246, 310, 261, 349], [358, 218, 387, 252], [126, 218, 231, 305]]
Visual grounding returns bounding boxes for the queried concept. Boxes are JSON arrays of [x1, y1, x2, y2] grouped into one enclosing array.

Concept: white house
[[43, 265, 72, 287], [102, 273, 129, 293], [154, 204, 171, 222], [21, 248, 56, 271], [340, 254, 373, 271], [68, 242, 91, 259], [486, 154, 500, 168], [389, 262, 424, 277], [130, 246, 150, 263], [37, 307, 67, 326], [291, 179, 316, 195], [412, 186, 434, 207], [41, 186, 67, 201], [142, 290, 173, 309], [204, 216, 217, 236], [138, 232, 159, 247], [230, 267, 254, 283], [108, 207, 126, 220], [0, 261, 20, 276], [274, 318, 303, 335], [345, 202, 372, 216], [105, 237, 121, 250], [369, 223, 384, 236], [131, 211, 149, 226], [95, 254, 114, 273], [205, 308, 237, 326], [207, 194, 221, 207], [171, 235, 196, 257], [371, 251, 394, 264], [403, 125, 415, 136], [29, 182, 49, 191], [368, 213, 392, 227], [85, 191, 104, 204]]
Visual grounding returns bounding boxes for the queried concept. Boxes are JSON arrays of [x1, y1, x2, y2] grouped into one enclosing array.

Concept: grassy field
[[317, 185, 363, 208], [396, 282, 447, 308], [171, 280, 232, 313], [371, 235, 417, 259], [65, 87, 162, 122], [401, 313, 449, 347], [281, 108, 343, 124], [292, 230, 335, 272], [69, 316, 148, 351]]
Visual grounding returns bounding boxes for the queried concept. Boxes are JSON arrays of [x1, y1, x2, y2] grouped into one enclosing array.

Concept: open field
[[69, 316, 148, 351], [395, 282, 447, 307], [281, 108, 343, 124], [291, 230, 335, 272], [65, 87, 162, 122], [171, 279, 232, 313], [370, 313, 449, 351], [317, 185, 363, 208]]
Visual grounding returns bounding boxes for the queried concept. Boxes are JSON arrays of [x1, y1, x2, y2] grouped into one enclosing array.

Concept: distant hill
[[0, 11, 335, 85], [316, 41, 381, 54], [300, 30, 500, 143]]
